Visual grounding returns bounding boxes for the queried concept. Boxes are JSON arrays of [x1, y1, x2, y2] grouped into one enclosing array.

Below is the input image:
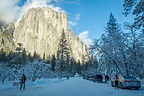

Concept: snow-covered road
[[0, 77, 144, 96]]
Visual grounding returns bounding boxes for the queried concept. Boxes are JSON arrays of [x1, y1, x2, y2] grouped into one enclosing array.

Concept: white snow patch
[[0, 77, 144, 96]]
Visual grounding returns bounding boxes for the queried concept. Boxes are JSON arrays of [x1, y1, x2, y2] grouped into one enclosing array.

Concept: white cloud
[[17, 0, 64, 23], [53, 0, 80, 5], [78, 31, 93, 48], [68, 21, 77, 26], [75, 14, 80, 20], [64, 1, 80, 5], [47, 5, 64, 12], [0, 0, 64, 24], [68, 13, 80, 26], [20, 0, 64, 13], [0, 0, 20, 23]]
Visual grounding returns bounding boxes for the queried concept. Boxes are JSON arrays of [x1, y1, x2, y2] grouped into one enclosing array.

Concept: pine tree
[[91, 13, 124, 75], [57, 29, 70, 78], [70, 58, 78, 74], [46, 55, 51, 64], [33, 51, 40, 60], [106, 13, 121, 38], [21, 48, 27, 65], [65, 51, 71, 72], [0, 48, 6, 62], [123, 0, 144, 31], [43, 53, 46, 60], [51, 54, 56, 71], [27, 53, 33, 62], [13, 43, 26, 68], [105, 13, 123, 74], [69, 57, 75, 73], [76, 60, 81, 74]]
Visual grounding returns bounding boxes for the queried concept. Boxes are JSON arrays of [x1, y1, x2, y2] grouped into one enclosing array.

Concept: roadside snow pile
[[0, 77, 67, 93]]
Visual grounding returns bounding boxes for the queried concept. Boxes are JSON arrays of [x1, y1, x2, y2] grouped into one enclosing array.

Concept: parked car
[[93, 75, 103, 83], [111, 75, 141, 90]]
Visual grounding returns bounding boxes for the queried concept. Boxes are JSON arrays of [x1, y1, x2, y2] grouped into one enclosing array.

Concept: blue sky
[[64, 0, 134, 40], [0, 0, 134, 46], [46, 0, 133, 39], [19, 0, 134, 44]]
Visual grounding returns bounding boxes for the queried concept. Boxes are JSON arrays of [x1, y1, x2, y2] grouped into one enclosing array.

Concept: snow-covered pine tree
[[123, 0, 144, 31], [123, 23, 144, 78], [91, 13, 125, 76], [11, 43, 27, 69], [57, 29, 70, 78], [91, 12, 144, 78], [102, 13, 123, 74]]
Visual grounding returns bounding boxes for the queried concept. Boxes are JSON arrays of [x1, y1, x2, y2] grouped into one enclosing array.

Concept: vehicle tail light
[[124, 80, 131, 82]]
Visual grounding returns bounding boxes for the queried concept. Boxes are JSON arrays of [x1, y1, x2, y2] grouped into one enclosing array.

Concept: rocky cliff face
[[0, 23, 15, 53], [14, 7, 90, 62]]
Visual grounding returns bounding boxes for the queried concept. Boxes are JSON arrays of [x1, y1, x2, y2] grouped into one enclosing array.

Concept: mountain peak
[[14, 7, 90, 63]]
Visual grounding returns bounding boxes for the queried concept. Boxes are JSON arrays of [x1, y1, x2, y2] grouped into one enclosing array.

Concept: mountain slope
[[0, 23, 15, 53], [14, 7, 90, 62]]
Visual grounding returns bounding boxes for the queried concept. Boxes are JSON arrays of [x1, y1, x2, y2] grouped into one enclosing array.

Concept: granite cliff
[[0, 23, 15, 53], [13, 7, 90, 62]]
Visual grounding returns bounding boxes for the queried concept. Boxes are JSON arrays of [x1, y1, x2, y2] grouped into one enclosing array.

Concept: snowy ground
[[0, 77, 144, 96]]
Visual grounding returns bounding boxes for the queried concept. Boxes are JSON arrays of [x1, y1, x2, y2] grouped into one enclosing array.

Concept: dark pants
[[20, 82, 25, 89], [115, 80, 118, 88]]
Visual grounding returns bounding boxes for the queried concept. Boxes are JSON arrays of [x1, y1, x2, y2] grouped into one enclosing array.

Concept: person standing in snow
[[20, 74, 26, 90], [67, 76, 69, 80], [105, 75, 109, 83], [115, 74, 119, 89]]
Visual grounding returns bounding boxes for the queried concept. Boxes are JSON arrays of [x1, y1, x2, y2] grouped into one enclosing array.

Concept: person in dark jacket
[[20, 74, 26, 89], [115, 74, 119, 89]]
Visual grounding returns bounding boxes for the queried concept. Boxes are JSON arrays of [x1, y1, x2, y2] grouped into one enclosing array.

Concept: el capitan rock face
[[14, 7, 90, 63]]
